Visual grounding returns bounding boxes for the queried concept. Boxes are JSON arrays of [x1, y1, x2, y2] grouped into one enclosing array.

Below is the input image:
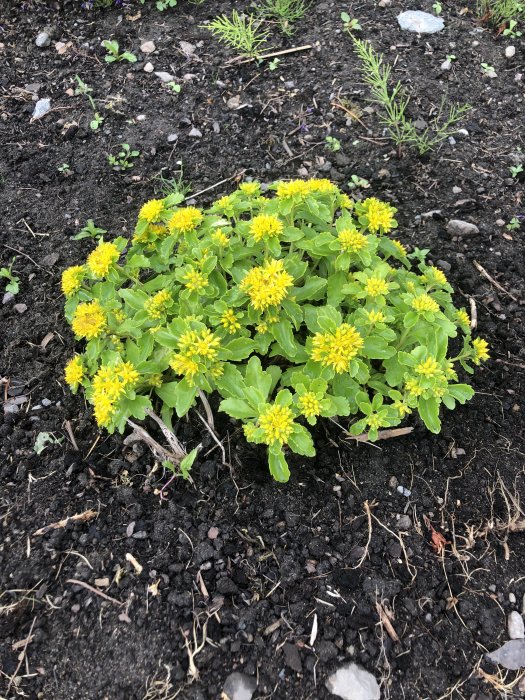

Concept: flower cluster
[[62, 179, 489, 479]]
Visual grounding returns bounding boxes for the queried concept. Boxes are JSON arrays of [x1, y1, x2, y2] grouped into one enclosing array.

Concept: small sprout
[[72, 219, 108, 241], [206, 10, 269, 59], [510, 164, 524, 177], [325, 135, 342, 152], [481, 62, 496, 76], [433, 1, 442, 14], [34, 432, 63, 455], [0, 260, 20, 295], [58, 163, 71, 174], [503, 19, 522, 38], [258, 0, 309, 36], [348, 174, 371, 190], [268, 57, 281, 71], [167, 81, 182, 93], [102, 39, 137, 64], [90, 113, 104, 130], [341, 12, 362, 31], [506, 216, 521, 231], [108, 143, 140, 171]]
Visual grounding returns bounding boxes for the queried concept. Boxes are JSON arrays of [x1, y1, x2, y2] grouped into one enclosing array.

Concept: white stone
[[140, 40, 156, 54], [506, 46, 516, 59], [154, 71, 175, 83], [35, 31, 51, 48], [143, 62, 154, 73], [397, 11, 444, 34], [487, 639, 525, 670], [446, 219, 480, 237], [508, 611, 525, 639], [326, 663, 380, 700], [441, 59, 452, 71], [32, 98, 51, 120], [222, 672, 257, 700]]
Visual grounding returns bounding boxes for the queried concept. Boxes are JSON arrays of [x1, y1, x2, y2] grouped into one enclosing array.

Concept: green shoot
[[206, 10, 269, 59]]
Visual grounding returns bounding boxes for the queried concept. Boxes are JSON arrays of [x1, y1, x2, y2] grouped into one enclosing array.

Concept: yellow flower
[[367, 309, 385, 325], [61, 265, 85, 297], [169, 353, 199, 382], [365, 277, 389, 297], [367, 414, 382, 430], [422, 266, 448, 286], [411, 294, 440, 314], [416, 357, 442, 377], [93, 393, 115, 427], [243, 423, 258, 441], [221, 309, 241, 333], [444, 361, 458, 381], [192, 328, 220, 361], [209, 363, 224, 379], [338, 228, 367, 253], [307, 179, 339, 194], [149, 374, 163, 388], [215, 195, 235, 215], [258, 404, 294, 445], [298, 392, 321, 419], [64, 356, 84, 388], [256, 322, 268, 334], [276, 180, 310, 199], [456, 309, 470, 329], [149, 224, 169, 238], [117, 361, 139, 386], [405, 378, 423, 397], [361, 197, 397, 233], [239, 182, 260, 196], [240, 259, 293, 311], [472, 337, 489, 364], [183, 268, 208, 293], [144, 289, 172, 319], [211, 230, 229, 247], [87, 241, 120, 278], [311, 323, 364, 373], [91, 361, 139, 427], [71, 301, 106, 340], [138, 199, 164, 223], [168, 207, 203, 234], [249, 214, 284, 242], [339, 193, 353, 210], [392, 240, 407, 256], [393, 400, 411, 418]]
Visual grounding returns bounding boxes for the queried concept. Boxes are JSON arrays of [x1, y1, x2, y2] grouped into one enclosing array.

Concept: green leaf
[[118, 288, 149, 311], [221, 338, 255, 361], [293, 276, 327, 302], [156, 380, 197, 416], [327, 271, 347, 307], [362, 336, 396, 360], [179, 446, 199, 478], [316, 305, 342, 332], [288, 424, 316, 456], [218, 397, 255, 419], [418, 397, 441, 433], [268, 448, 291, 483], [215, 364, 245, 398], [447, 384, 475, 404], [272, 320, 297, 358]]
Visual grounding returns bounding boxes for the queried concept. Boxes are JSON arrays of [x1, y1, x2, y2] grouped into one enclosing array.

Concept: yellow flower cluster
[[361, 198, 397, 233], [138, 199, 164, 223], [168, 207, 203, 234], [367, 309, 385, 325], [183, 268, 208, 293], [64, 356, 84, 388], [275, 179, 338, 200], [422, 266, 448, 286], [144, 289, 172, 319], [298, 392, 321, 419], [393, 400, 411, 418], [338, 228, 367, 253], [405, 378, 424, 397], [365, 277, 389, 297], [211, 230, 229, 247], [472, 337, 489, 364], [239, 182, 260, 196], [411, 294, 440, 314], [249, 214, 283, 242], [87, 241, 120, 278], [456, 309, 470, 329], [92, 361, 139, 427], [258, 404, 294, 445], [169, 329, 221, 384], [392, 240, 407, 256], [71, 301, 106, 340], [311, 323, 364, 373], [221, 309, 241, 333], [240, 259, 293, 311], [61, 265, 85, 297], [415, 357, 442, 377]]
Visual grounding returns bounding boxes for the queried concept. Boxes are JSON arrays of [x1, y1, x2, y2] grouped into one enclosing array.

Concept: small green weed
[[102, 39, 137, 63], [258, 0, 309, 36], [206, 10, 269, 59], [0, 260, 20, 295], [72, 220, 108, 241], [325, 136, 342, 152], [108, 144, 140, 171]]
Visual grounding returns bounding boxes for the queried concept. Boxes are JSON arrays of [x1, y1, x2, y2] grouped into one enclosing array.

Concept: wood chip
[[95, 578, 110, 588], [33, 509, 97, 536], [40, 332, 54, 348], [125, 552, 143, 575]]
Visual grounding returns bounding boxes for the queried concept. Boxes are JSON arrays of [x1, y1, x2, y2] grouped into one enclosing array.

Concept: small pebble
[[143, 62, 154, 73], [452, 186, 462, 194], [167, 133, 178, 143], [508, 611, 525, 640], [140, 40, 156, 54], [509, 593, 517, 604], [397, 485, 411, 498], [3, 292, 15, 304], [42, 398, 52, 407], [154, 71, 175, 83], [32, 98, 51, 120], [35, 31, 51, 48], [188, 127, 202, 138], [446, 219, 480, 237], [208, 526, 219, 540], [506, 46, 516, 59], [13, 303, 28, 314]]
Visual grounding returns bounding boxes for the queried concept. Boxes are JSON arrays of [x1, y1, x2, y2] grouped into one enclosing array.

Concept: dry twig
[[33, 509, 97, 536]]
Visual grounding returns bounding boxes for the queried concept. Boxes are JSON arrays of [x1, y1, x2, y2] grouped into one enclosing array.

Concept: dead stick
[[236, 44, 312, 65], [185, 170, 246, 201], [469, 297, 477, 331], [33, 509, 97, 536], [1, 244, 53, 275], [473, 260, 518, 302], [66, 579, 124, 606], [350, 427, 414, 443], [6, 617, 36, 694], [376, 602, 400, 643], [63, 420, 79, 451]]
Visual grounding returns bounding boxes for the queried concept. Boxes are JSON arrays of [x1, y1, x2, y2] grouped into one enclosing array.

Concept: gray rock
[[396, 515, 412, 530], [188, 127, 202, 138], [222, 672, 257, 700], [3, 292, 15, 304], [283, 642, 302, 673], [486, 639, 525, 670], [154, 71, 175, 83], [13, 303, 27, 314], [167, 133, 178, 143], [143, 62, 154, 73], [140, 40, 156, 54], [35, 31, 51, 48], [441, 59, 452, 71], [41, 399, 52, 407], [508, 611, 525, 639], [397, 10, 444, 34], [446, 219, 480, 237], [32, 98, 51, 120], [325, 663, 380, 700], [437, 260, 451, 272], [505, 46, 516, 59], [179, 40, 196, 56]]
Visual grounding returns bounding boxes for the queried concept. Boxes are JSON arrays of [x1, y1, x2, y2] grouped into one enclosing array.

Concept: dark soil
[[1, 1, 524, 698]]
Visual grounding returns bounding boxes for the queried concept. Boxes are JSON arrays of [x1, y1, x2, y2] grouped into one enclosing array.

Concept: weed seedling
[[510, 164, 524, 177], [58, 163, 71, 174], [433, 1, 443, 14], [108, 144, 140, 171], [268, 57, 281, 70], [503, 18, 523, 35], [74, 75, 105, 131], [206, 10, 269, 59], [0, 260, 20, 295], [34, 432, 63, 455], [341, 12, 362, 31], [506, 216, 521, 230], [72, 219, 108, 241], [481, 62, 496, 76], [325, 136, 342, 152], [258, 0, 309, 36], [167, 82, 182, 93], [348, 174, 371, 190], [102, 39, 137, 63]]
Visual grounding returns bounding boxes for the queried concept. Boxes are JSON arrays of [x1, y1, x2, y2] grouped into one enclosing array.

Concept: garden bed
[[1, 0, 524, 698]]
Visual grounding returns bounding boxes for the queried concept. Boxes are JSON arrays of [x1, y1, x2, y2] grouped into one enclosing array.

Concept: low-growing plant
[[61, 179, 489, 482], [258, 0, 309, 36], [108, 144, 140, 171], [433, 1, 443, 14], [477, 0, 525, 27], [0, 260, 20, 295], [74, 75, 105, 131], [348, 174, 371, 190], [325, 136, 342, 152], [510, 164, 523, 177], [351, 36, 471, 155], [506, 216, 521, 230], [102, 39, 137, 64], [72, 219, 108, 241], [341, 12, 362, 31], [206, 10, 269, 59]]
